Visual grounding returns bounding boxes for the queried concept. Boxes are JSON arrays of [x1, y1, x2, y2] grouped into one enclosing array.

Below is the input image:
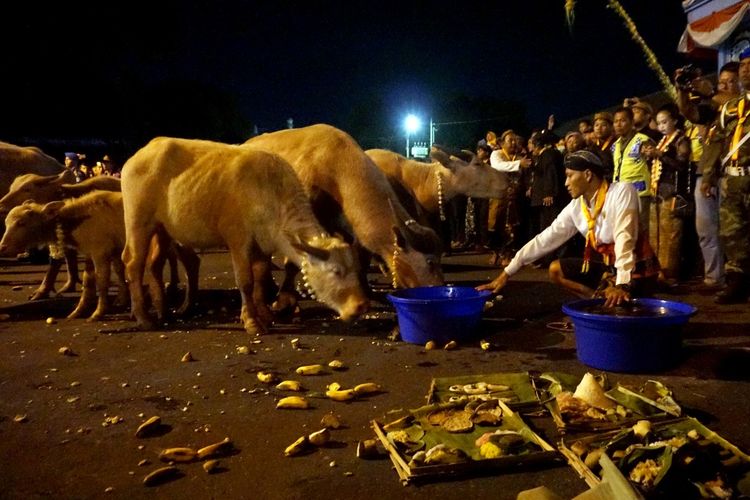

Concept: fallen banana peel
[[158, 447, 196, 463], [328, 359, 346, 370], [202, 459, 220, 474], [143, 466, 180, 486], [196, 437, 233, 460], [257, 371, 277, 383], [296, 364, 325, 376], [325, 389, 356, 401], [275, 380, 304, 392], [276, 396, 310, 409], [320, 412, 343, 429], [284, 436, 309, 457], [353, 383, 382, 395], [308, 428, 331, 447], [135, 416, 161, 438]]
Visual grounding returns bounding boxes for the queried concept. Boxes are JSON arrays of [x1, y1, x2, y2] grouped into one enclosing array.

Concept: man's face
[[565, 133, 584, 153], [578, 121, 592, 134], [613, 111, 633, 137], [718, 70, 740, 96], [502, 134, 514, 152], [739, 58, 750, 90], [64, 157, 77, 169], [631, 107, 650, 129], [476, 147, 490, 161], [565, 169, 590, 199], [593, 119, 612, 140]]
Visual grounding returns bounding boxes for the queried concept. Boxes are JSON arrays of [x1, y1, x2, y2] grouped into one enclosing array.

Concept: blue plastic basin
[[562, 298, 697, 373], [387, 286, 492, 344]]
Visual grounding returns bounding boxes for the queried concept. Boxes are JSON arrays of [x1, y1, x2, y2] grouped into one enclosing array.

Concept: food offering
[[560, 418, 750, 498], [535, 372, 680, 433], [426, 372, 540, 412], [371, 398, 558, 484]]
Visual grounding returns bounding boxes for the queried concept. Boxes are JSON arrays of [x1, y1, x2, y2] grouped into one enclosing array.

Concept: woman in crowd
[[641, 103, 691, 286]]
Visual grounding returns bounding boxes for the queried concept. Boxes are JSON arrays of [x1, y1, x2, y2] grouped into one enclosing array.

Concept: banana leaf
[[426, 372, 539, 410], [561, 417, 750, 498], [609, 381, 681, 417], [373, 399, 558, 483], [536, 372, 677, 433]]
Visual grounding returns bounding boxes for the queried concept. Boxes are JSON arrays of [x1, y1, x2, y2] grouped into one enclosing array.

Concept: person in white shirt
[[477, 150, 659, 307]]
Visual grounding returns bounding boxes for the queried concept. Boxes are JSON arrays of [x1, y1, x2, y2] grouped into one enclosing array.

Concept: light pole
[[404, 114, 421, 158]]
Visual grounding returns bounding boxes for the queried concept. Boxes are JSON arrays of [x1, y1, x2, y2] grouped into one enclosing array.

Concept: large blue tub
[[562, 298, 697, 373], [388, 286, 491, 345]]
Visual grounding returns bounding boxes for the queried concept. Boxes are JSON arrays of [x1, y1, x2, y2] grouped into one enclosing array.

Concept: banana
[[275, 380, 304, 392], [327, 382, 341, 391], [326, 389, 357, 401], [444, 340, 458, 350], [202, 459, 220, 473], [143, 466, 180, 486], [284, 436, 309, 456], [308, 428, 331, 447], [295, 364, 325, 376], [276, 396, 310, 409], [328, 359, 346, 370], [353, 383, 382, 395], [196, 437, 232, 459], [135, 416, 161, 438], [159, 447, 196, 463], [257, 371, 277, 383]]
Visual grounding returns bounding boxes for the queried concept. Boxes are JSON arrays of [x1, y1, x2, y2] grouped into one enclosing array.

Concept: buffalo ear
[[41, 200, 65, 219]]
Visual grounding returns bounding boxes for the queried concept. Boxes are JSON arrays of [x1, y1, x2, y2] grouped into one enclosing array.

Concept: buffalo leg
[[88, 254, 112, 321], [112, 258, 129, 307], [251, 256, 274, 328], [29, 257, 64, 300], [228, 242, 265, 335], [175, 244, 200, 316], [58, 248, 81, 294], [271, 260, 300, 315], [123, 228, 156, 330], [68, 259, 96, 319], [145, 231, 169, 322]]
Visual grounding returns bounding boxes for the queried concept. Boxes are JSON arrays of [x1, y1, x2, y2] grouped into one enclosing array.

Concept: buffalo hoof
[[271, 292, 298, 315], [243, 317, 267, 336], [29, 289, 52, 301], [67, 309, 84, 320], [136, 318, 157, 331]]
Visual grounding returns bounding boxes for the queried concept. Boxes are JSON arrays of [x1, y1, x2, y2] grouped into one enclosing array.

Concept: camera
[[675, 64, 702, 89]]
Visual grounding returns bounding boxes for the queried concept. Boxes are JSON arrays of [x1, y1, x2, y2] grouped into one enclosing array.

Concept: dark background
[[2, 0, 691, 161]]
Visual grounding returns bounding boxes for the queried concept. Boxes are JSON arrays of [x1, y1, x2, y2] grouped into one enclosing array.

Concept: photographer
[[691, 52, 750, 303]]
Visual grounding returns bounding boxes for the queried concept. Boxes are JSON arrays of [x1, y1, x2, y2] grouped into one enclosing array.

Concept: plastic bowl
[[562, 298, 697, 373], [387, 286, 492, 345]]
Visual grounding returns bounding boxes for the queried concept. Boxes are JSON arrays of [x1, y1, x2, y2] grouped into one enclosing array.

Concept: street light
[[404, 114, 421, 158]]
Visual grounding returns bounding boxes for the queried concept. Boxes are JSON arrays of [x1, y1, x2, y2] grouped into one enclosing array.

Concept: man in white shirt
[[477, 150, 659, 307]]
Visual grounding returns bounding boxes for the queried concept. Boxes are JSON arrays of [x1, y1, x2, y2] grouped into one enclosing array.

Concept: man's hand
[[603, 285, 631, 307], [543, 196, 554, 207], [476, 270, 509, 294], [700, 180, 716, 199], [520, 157, 532, 168]]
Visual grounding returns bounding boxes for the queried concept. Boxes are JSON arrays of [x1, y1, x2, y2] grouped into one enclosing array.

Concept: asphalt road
[[0, 250, 748, 499]]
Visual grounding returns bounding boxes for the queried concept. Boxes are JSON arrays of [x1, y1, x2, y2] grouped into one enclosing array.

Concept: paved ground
[[0, 249, 748, 499]]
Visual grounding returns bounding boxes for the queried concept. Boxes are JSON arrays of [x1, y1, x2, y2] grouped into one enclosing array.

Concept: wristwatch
[[615, 283, 631, 293]]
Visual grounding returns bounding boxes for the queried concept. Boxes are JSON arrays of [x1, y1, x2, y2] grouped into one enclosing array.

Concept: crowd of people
[[63, 152, 120, 182], [455, 55, 750, 306]]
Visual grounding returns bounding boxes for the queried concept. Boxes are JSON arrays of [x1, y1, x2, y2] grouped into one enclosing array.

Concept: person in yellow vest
[[612, 106, 652, 238], [477, 150, 659, 307]]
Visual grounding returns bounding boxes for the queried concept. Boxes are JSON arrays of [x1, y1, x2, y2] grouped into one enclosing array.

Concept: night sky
[[3, 0, 689, 155]]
